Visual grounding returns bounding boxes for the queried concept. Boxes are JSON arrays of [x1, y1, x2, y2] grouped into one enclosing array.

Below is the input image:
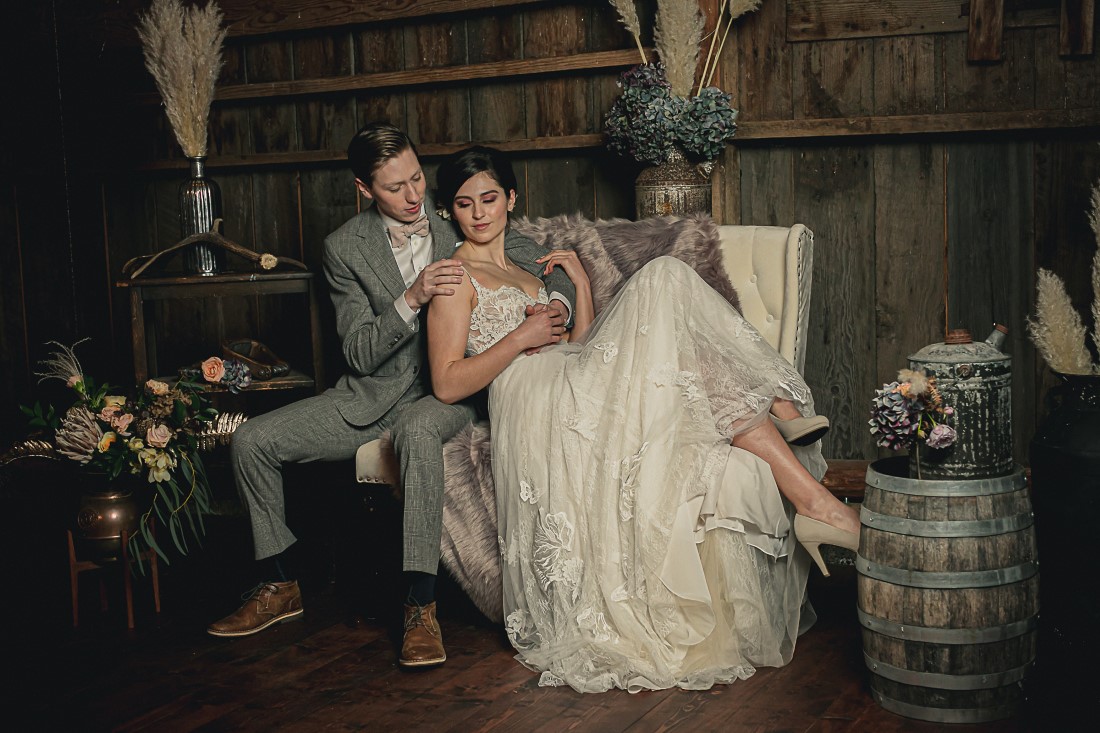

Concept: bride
[[427, 146, 859, 693]]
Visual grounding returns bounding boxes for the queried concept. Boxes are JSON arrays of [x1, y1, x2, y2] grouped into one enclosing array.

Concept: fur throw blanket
[[438, 213, 740, 622]]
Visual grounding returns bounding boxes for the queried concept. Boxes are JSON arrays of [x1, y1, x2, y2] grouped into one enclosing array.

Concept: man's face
[[356, 147, 426, 223]]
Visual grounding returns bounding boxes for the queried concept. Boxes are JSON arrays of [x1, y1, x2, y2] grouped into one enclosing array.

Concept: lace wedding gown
[[467, 256, 827, 693]]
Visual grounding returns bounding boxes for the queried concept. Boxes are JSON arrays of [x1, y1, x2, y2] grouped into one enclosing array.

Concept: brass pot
[[75, 474, 141, 563]]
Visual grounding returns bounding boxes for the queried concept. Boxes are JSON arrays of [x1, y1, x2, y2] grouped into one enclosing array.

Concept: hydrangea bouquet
[[604, 1, 756, 166], [869, 369, 957, 451]]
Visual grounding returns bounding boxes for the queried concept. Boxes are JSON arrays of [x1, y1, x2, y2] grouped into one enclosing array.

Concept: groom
[[208, 123, 575, 668]]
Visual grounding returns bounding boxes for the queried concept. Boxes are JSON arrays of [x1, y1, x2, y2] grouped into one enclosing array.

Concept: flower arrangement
[[1026, 181, 1100, 375], [136, 0, 226, 159], [869, 369, 957, 452], [201, 356, 252, 393], [23, 341, 216, 566], [605, 0, 759, 165]]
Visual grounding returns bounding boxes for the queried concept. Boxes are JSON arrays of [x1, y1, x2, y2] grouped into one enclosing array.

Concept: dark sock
[[406, 571, 436, 606], [260, 547, 298, 584]]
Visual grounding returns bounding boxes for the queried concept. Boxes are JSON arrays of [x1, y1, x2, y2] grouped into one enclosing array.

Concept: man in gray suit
[[208, 123, 575, 667]]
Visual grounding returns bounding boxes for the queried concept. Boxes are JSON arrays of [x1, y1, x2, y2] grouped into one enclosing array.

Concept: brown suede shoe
[[207, 581, 304, 638], [400, 601, 446, 667]]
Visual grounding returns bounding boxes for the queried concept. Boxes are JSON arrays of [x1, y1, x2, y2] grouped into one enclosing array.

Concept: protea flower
[[56, 405, 102, 464]]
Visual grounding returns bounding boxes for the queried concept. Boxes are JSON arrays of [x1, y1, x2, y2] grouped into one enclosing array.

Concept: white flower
[[593, 341, 619, 364], [519, 480, 539, 504]]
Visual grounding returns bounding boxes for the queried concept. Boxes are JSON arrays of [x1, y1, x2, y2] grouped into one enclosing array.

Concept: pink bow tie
[[387, 217, 429, 249]]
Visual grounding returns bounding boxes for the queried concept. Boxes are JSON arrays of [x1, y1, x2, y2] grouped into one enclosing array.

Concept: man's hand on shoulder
[[404, 258, 464, 310]]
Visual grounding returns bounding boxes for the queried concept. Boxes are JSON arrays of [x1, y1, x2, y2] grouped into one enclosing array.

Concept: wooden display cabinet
[[116, 271, 325, 393]]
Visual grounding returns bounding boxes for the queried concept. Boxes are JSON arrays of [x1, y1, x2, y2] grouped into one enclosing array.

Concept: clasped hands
[[403, 258, 567, 353]]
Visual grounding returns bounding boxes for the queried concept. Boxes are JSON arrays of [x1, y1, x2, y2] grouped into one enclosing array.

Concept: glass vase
[[179, 156, 225, 276]]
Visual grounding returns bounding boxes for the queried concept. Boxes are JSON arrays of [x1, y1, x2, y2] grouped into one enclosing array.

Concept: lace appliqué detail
[[466, 271, 548, 356]]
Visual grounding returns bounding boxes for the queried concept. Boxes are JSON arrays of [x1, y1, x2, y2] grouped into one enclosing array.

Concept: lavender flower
[[926, 423, 957, 449]]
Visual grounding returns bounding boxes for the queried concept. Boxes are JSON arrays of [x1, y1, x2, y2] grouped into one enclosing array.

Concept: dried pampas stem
[[1027, 268, 1094, 375], [608, 0, 647, 64], [137, 0, 226, 159], [655, 0, 704, 97], [1090, 183, 1100, 359], [35, 339, 89, 385]]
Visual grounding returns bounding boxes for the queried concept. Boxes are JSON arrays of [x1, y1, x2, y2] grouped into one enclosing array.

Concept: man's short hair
[[347, 123, 418, 184]]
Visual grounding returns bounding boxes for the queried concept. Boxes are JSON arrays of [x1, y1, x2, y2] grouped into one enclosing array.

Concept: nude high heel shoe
[[794, 514, 859, 577], [771, 414, 830, 446]]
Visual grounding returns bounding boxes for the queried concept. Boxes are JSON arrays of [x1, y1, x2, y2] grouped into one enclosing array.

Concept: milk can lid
[[908, 328, 1009, 364]]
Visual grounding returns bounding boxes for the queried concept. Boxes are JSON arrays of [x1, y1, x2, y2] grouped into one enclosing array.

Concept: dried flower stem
[[609, 0, 648, 64], [35, 339, 89, 384], [697, 0, 761, 94], [136, 0, 226, 158], [1090, 183, 1100, 358]]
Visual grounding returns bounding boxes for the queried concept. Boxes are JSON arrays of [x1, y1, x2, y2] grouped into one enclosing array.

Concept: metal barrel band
[[870, 690, 1022, 725], [855, 555, 1038, 588], [857, 607, 1038, 643], [859, 507, 1034, 537], [863, 652, 1031, 690], [864, 465, 1026, 497]]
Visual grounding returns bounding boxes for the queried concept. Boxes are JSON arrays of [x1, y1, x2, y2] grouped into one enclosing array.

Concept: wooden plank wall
[[2, 0, 1098, 465], [723, 0, 1099, 463]]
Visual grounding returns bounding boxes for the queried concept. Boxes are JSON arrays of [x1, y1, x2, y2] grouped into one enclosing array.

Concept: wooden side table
[[67, 527, 160, 629]]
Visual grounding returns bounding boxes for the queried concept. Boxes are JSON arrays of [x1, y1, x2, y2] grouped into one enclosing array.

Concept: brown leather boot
[[400, 601, 446, 667], [207, 581, 304, 637]]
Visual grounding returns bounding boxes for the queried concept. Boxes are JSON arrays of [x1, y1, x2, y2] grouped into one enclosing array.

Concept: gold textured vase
[[634, 147, 713, 219]]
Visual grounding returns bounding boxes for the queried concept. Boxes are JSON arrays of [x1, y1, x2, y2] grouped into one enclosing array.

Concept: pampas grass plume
[[609, 0, 647, 64], [137, 0, 226, 159], [1027, 268, 1094, 374], [655, 0, 704, 97]]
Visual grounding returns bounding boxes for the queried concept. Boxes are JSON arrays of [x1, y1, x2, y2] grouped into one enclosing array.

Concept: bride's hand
[[537, 249, 589, 284], [511, 305, 565, 352]]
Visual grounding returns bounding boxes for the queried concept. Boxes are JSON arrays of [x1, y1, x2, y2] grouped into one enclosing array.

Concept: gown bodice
[[465, 270, 548, 356]]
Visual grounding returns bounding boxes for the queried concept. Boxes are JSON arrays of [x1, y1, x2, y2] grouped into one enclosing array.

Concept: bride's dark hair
[[435, 145, 518, 212]]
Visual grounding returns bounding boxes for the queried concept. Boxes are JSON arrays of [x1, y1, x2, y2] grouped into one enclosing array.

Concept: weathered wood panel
[[945, 28, 1037, 112], [737, 0, 793, 120], [967, 0, 1006, 62], [792, 39, 875, 119], [467, 11, 526, 142], [946, 141, 1036, 462], [795, 145, 878, 460], [872, 35, 944, 115], [873, 144, 947, 388], [406, 20, 470, 145], [788, 0, 1058, 42], [738, 148, 795, 227], [353, 26, 408, 131], [294, 32, 356, 152]]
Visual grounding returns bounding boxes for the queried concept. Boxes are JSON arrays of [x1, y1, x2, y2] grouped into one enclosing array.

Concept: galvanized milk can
[[907, 325, 1013, 479]]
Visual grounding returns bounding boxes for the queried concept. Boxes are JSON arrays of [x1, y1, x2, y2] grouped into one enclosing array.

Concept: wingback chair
[[354, 222, 815, 485]]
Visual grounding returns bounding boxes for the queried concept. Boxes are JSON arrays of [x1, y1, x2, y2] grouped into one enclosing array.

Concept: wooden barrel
[[857, 456, 1038, 724]]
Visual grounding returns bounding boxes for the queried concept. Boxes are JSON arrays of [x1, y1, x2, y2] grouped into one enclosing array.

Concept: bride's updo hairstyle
[[435, 145, 519, 216]]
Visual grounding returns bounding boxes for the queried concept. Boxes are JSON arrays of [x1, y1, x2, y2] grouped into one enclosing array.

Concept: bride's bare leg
[[731, 420, 859, 534]]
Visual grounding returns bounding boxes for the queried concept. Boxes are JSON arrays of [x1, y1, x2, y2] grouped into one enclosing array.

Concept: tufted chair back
[[716, 224, 814, 375]]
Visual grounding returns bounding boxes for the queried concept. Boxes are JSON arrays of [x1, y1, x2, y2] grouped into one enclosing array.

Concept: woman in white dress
[[428, 146, 859, 693]]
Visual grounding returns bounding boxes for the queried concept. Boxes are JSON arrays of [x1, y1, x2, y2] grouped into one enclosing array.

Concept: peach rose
[[202, 356, 225, 383], [99, 404, 121, 422], [66, 375, 82, 388], [146, 423, 172, 448], [145, 379, 169, 396]]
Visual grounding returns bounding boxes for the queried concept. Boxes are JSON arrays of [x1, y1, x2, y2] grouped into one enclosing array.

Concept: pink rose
[[202, 356, 226, 383], [111, 412, 134, 435], [99, 404, 121, 422], [145, 379, 169, 396], [66, 375, 81, 388], [146, 423, 173, 448]]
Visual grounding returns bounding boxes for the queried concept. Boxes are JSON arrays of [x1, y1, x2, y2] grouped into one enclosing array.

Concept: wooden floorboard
[[14, 557, 1040, 733]]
